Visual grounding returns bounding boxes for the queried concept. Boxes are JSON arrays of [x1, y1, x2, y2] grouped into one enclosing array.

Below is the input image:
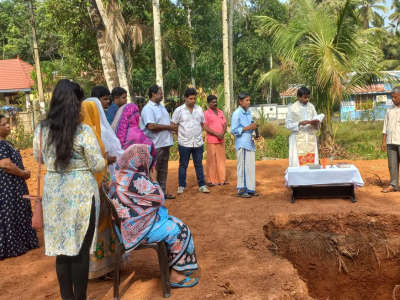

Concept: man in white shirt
[[140, 85, 176, 199], [171, 88, 210, 194], [286, 86, 324, 167], [381, 86, 400, 193]]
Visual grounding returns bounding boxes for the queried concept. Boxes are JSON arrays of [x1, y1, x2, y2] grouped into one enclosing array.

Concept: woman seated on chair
[[109, 143, 199, 288]]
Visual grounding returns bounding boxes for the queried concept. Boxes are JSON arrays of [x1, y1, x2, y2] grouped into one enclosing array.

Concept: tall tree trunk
[[28, 0, 44, 125], [88, 0, 119, 90], [222, 0, 232, 116], [362, 6, 369, 29], [228, 0, 234, 109], [186, 4, 196, 88], [152, 0, 164, 96], [268, 54, 273, 104], [318, 93, 334, 149], [95, 0, 132, 99]]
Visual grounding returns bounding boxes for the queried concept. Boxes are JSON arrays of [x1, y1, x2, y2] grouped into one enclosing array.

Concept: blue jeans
[[178, 145, 206, 188]]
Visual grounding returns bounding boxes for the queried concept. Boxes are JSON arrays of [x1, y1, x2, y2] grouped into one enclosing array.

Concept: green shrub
[[259, 122, 279, 138], [266, 135, 289, 158], [334, 121, 384, 159], [169, 132, 237, 160], [345, 142, 385, 160], [223, 133, 236, 159], [8, 125, 33, 150], [169, 140, 180, 161]]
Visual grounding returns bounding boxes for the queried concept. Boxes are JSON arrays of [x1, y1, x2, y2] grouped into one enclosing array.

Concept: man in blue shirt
[[140, 85, 177, 199], [231, 93, 258, 198], [106, 87, 128, 124]]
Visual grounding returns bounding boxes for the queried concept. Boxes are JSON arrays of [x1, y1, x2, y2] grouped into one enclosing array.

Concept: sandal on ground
[[382, 186, 398, 193], [249, 192, 259, 197], [223, 182, 229, 185], [165, 194, 176, 199], [238, 193, 251, 198], [170, 276, 199, 288]]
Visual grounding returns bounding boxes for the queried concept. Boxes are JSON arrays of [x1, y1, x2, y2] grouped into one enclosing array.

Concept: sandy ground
[[1, 149, 399, 300]]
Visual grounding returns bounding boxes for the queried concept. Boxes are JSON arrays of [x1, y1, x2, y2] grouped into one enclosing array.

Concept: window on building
[[355, 95, 374, 111]]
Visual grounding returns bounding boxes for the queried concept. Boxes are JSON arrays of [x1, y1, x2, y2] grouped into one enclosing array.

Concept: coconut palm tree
[[91, 0, 144, 98], [357, 0, 386, 28], [256, 0, 384, 146], [381, 31, 400, 70], [152, 0, 164, 94], [390, 0, 400, 32], [28, 0, 44, 123], [88, 0, 119, 90], [222, 0, 233, 116], [95, 0, 132, 98]]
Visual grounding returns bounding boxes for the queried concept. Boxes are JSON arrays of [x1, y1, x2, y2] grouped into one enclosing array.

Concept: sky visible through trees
[[1, 0, 400, 106]]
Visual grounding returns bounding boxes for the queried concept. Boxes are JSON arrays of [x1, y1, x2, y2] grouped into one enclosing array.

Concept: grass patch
[[334, 121, 385, 160], [8, 125, 33, 150], [265, 135, 289, 159]]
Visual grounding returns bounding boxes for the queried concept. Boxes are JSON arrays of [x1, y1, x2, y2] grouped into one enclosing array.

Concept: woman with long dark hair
[[33, 79, 106, 300]]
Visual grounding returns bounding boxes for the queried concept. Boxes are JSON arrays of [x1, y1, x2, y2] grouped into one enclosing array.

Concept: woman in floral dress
[[33, 79, 107, 300]]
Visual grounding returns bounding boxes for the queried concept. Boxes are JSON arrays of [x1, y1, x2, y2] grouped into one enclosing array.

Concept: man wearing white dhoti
[[286, 86, 325, 167], [231, 93, 258, 198]]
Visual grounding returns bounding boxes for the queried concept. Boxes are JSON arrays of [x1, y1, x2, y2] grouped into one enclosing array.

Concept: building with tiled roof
[[340, 72, 400, 121], [0, 58, 36, 133], [0, 58, 34, 93]]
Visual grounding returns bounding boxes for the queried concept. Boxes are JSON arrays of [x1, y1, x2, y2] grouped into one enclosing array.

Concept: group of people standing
[[3, 76, 400, 300], [102, 84, 259, 199], [164, 87, 259, 198], [0, 78, 262, 299], [32, 80, 201, 299]]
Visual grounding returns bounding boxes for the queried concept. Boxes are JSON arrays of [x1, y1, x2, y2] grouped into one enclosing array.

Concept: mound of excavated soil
[[265, 213, 400, 300], [1, 150, 400, 299]]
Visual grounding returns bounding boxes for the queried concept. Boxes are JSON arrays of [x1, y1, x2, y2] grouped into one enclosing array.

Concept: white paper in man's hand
[[313, 113, 325, 122]]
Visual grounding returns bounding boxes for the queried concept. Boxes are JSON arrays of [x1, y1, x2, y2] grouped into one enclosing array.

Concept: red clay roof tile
[[0, 58, 34, 92]]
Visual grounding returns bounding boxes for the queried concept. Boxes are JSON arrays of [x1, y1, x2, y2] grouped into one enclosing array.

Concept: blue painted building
[[340, 71, 400, 122]]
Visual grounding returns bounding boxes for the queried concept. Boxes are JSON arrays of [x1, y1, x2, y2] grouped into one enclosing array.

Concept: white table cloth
[[285, 165, 364, 187]]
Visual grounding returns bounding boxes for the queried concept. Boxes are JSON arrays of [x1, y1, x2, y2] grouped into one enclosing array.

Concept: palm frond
[[256, 0, 385, 115], [256, 68, 282, 88]]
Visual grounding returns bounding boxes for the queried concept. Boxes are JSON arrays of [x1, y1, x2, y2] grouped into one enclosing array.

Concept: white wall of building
[[249, 104, 288, 120]]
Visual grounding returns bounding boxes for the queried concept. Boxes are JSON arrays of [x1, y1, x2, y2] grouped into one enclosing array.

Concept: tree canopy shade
[[1, 0, 399, 109], [256, 0, 385, 144]]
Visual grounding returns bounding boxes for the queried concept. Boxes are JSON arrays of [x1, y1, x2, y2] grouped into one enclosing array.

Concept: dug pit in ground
[[265, 213, 400, 300]]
